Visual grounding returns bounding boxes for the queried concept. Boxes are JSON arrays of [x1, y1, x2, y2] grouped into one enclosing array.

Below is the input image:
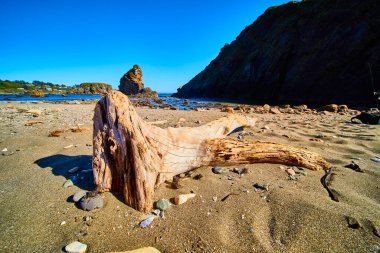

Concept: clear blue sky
[[0, 0, 289, 92]]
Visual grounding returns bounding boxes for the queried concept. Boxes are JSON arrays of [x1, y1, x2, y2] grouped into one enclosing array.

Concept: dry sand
[[0, 102, 379, 253]]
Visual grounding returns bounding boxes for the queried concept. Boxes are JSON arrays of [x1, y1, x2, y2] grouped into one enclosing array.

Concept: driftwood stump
[[93, 91, 330, 212]]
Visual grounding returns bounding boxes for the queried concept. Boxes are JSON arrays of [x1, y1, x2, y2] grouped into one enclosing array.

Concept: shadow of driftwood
[[35, 154, 95, 192]]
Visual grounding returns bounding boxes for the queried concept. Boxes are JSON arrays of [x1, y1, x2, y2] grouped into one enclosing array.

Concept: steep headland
[[174, 0, 380, 106]]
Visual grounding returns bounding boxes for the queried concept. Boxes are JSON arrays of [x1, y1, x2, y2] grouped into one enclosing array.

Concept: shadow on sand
[[35, 154, 95, 192]]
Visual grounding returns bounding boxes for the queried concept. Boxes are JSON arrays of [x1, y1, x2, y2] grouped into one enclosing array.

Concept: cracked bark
[[93, 91, 330, 212]]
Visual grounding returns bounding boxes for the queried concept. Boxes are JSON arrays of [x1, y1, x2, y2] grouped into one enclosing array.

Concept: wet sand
[[0, 102, 379, 252]]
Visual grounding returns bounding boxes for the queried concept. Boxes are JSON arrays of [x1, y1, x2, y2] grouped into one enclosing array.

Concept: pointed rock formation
[[119, 65, 158, 98]]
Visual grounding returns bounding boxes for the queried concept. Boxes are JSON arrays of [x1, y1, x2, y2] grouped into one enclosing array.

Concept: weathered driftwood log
[[93, 91, 330, 212]]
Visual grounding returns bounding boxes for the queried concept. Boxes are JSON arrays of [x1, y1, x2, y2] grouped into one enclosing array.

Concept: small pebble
[[212, 196, 218, 202], [78, 194, 104, 211], [73, 191, 87, 202], [63, 179, 74, 188], [212, 167, 226, 174], [173, 193, 196, 205], [64, 241, 87, 253], [139, 217, 154, 228], [60, 221, 66, 226], [69, 166, 80, 173], [151, 209, 160, 216], [286, 168, 296, 176], [370, 157, 380, 163], [155, 198, 171, 211]]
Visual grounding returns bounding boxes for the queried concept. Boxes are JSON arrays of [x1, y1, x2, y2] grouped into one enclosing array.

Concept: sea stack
[[119, 64, 158, 98]]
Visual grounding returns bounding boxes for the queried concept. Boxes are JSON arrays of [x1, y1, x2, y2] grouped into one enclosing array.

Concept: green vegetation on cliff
[[0, 80, 112, 95]]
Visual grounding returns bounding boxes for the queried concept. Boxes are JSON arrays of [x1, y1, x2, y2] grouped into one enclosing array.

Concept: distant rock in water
[[72, 83, 112, 95], [30, 90, 45, 97], [173, 0, 380, 106], [119, 64, 158, 98]]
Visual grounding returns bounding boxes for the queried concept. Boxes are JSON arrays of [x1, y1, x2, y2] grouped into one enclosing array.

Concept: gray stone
[[78, 194, 104, 211], [64, 241, 87, 253], [212, 167, 226, 174], [68, 166, 80, 173], [73, 191, 87, 202], [155, 198, 170, 211]]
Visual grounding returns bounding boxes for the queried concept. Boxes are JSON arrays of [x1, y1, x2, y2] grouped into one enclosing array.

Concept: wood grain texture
[[93, 91, 331, 212]]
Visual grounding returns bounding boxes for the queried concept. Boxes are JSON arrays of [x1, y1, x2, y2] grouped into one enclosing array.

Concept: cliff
[[174, 0, 380, 106], [119, 65, 158, 98]]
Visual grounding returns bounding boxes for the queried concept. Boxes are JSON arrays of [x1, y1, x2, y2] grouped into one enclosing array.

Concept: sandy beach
[[0, 101, 379, 253]]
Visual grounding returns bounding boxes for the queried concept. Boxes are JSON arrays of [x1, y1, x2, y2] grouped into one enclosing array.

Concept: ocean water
[[0, 93, 219, 110], [0, 93, 102, 102]]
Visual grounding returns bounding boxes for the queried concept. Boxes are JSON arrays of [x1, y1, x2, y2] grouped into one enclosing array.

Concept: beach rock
[[171, 176, 182, 189], [139, 217, 155, 228], [222, 107, 234, 113], [173, 193, 196, 205], [322, 104, 338, 113], [310, 138, 323, 143], [119, 65, 158, 98], [263, 104, 271, 113], [338, 105, 349, 113], [78, 194, 104, 211], [270, 107, 281, 114], [212, 196, 218, 202], [63, 179, 74, 188], [69, 166, 80, 173], [26, 109, 41, 116], [347, 216, 361, 229], [64, 241, 87, 253], [286, 168, 296, 176], [231, 167, 248, 175], [370, 157, 380, 163], [31, 91, 45, 97], [172, 0, 379, 106], [73, 191, 87, 202], [155, 198, 170, 211], [253, 183, 269, 191], [150, 209, 160, 216], [212, 167, 226, 174]]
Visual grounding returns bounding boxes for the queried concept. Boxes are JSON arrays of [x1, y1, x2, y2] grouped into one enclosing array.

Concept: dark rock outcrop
[[119, 65, 158, 98], [72, 83, 112, 95], [174, 0, 380, 106]]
